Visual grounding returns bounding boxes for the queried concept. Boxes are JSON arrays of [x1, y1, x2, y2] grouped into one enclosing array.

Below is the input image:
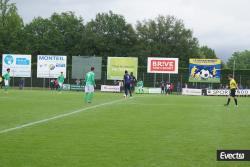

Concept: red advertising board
[[147, 57, 179, 74]]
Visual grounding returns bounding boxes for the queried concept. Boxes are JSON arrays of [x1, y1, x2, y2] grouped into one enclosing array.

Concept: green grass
[[0, 89, 250, 167]]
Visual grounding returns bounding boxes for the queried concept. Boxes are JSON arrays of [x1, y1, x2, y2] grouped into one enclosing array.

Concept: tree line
[[0, 0, 249, 69]]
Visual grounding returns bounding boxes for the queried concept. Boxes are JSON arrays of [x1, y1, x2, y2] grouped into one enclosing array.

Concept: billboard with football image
[[189, 59, 221, 83]]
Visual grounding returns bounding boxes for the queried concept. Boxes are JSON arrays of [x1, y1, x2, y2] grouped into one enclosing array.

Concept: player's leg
[[58, 83, 62, 92], [4, 80, 9, 92], [232, 89, 238, 107], [233, 97, 238, 106], [129, 84, 132, 97], [88, 85, 94, 103], [124, 84, 128, 97], [225, 96, 231, 106], [225, 92, 232, 106], [85, 86, 89, 103]]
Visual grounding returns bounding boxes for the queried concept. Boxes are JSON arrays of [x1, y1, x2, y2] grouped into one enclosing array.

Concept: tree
[[136, 15, 200, 67], [227, 50, 250, 69], [24, 12, 85, 63], [199, 46, 217, 59], [0, 0, 24, 54], [85, 11, 137, 61], [24, 17, 63, 56]]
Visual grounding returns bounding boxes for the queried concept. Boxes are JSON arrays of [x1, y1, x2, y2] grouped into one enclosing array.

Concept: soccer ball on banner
[[200, 69, 211, 80]]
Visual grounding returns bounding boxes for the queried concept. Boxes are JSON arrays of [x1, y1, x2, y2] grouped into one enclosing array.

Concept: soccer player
[[123, 70, 131, 98], [85, 67, 95, 103], [130, 72, 137, 96], [3, 68, 11, 92], [57, 72, 65, 92], [137, 79, 144, 94], [224, 74, 238, 107]]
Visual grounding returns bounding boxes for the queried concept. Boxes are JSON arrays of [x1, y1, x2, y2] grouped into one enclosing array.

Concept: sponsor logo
[[56, 63, 66, 67], [39, 56, 65, 61], [151, 60, 175, 71], [217, 150, 250, 161], [16, 58, 30, 65], [4, 55, 14, 65]]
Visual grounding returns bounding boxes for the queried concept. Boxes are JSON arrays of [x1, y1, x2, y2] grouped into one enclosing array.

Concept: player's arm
[[123, 75, 126, 85], [236, 82, 238, 89]]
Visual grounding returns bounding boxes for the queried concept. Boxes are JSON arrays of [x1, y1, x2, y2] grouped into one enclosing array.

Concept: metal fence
[[7, 67, 250, 91]]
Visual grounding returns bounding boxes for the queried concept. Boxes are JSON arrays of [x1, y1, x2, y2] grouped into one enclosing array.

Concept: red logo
[[150, 60, 175, 71]]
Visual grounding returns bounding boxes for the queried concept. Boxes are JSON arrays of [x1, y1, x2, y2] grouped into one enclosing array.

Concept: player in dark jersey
[[123, 70, 131, 98], [130, 72, 137, 94]]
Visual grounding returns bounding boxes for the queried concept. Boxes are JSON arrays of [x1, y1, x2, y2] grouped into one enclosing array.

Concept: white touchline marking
[[0, 98, 133, 134]]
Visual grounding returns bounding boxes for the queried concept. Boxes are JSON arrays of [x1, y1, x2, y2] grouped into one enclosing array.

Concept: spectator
[[177, 82, 181, 95], [19, 78, 24, 90], [76, 79, 80, 85], [170, 83, 174, 94], [54, 79, 59, 90], [50, 79, 55, 90], [165, 82, 170, 95], [161, 81, 165, 94], [185, 83, 188, 88]]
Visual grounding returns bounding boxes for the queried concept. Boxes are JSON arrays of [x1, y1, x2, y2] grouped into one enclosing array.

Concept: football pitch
[[0, 90, 250, 167]]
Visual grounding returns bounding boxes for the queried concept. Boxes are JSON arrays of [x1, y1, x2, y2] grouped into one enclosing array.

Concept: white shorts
[[59, 82, 63, 87], [4, 80, 9, 86], [85, 85, 94, 93]]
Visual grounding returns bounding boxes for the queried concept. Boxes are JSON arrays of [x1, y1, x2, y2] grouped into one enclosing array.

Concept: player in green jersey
[[136, 79, 144, 94], [57, 72, 65, 92], [84, 67, 95, 103], [3, 68, 11, 92]]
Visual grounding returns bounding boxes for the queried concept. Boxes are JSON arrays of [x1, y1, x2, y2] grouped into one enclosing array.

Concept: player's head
[[61, 71, 63, 74], [130, 72, 133, 75], [125, 70, 128, 74], [228, 74, 233, 80], [7, 68, 10, 72], [91, 67, 95, 71]]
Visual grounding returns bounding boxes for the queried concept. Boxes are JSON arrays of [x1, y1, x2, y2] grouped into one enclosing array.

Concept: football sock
[[89, 93, 93, 102], [234, 98, 238, 105], [227, 98, 230, 105], [85, 93, 89, 102]]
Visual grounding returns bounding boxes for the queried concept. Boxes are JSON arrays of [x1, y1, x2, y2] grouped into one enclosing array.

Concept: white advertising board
[[207, 89, 250, 96], [101, 85, 121, 92], [37, 55, 67, 78], [2, 54, 31, 77], [182, 88, 202, 96]]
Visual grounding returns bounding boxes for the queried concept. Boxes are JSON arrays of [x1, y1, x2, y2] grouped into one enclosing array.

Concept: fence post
[[12, 70, 15, 88], [31, 69, 33, 90], [43, 78, 45, 90], [154, 73, 156, 87], [180, 74, 183, 89], [104, 72, 107, 85], [68, 70, 70, 84]]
